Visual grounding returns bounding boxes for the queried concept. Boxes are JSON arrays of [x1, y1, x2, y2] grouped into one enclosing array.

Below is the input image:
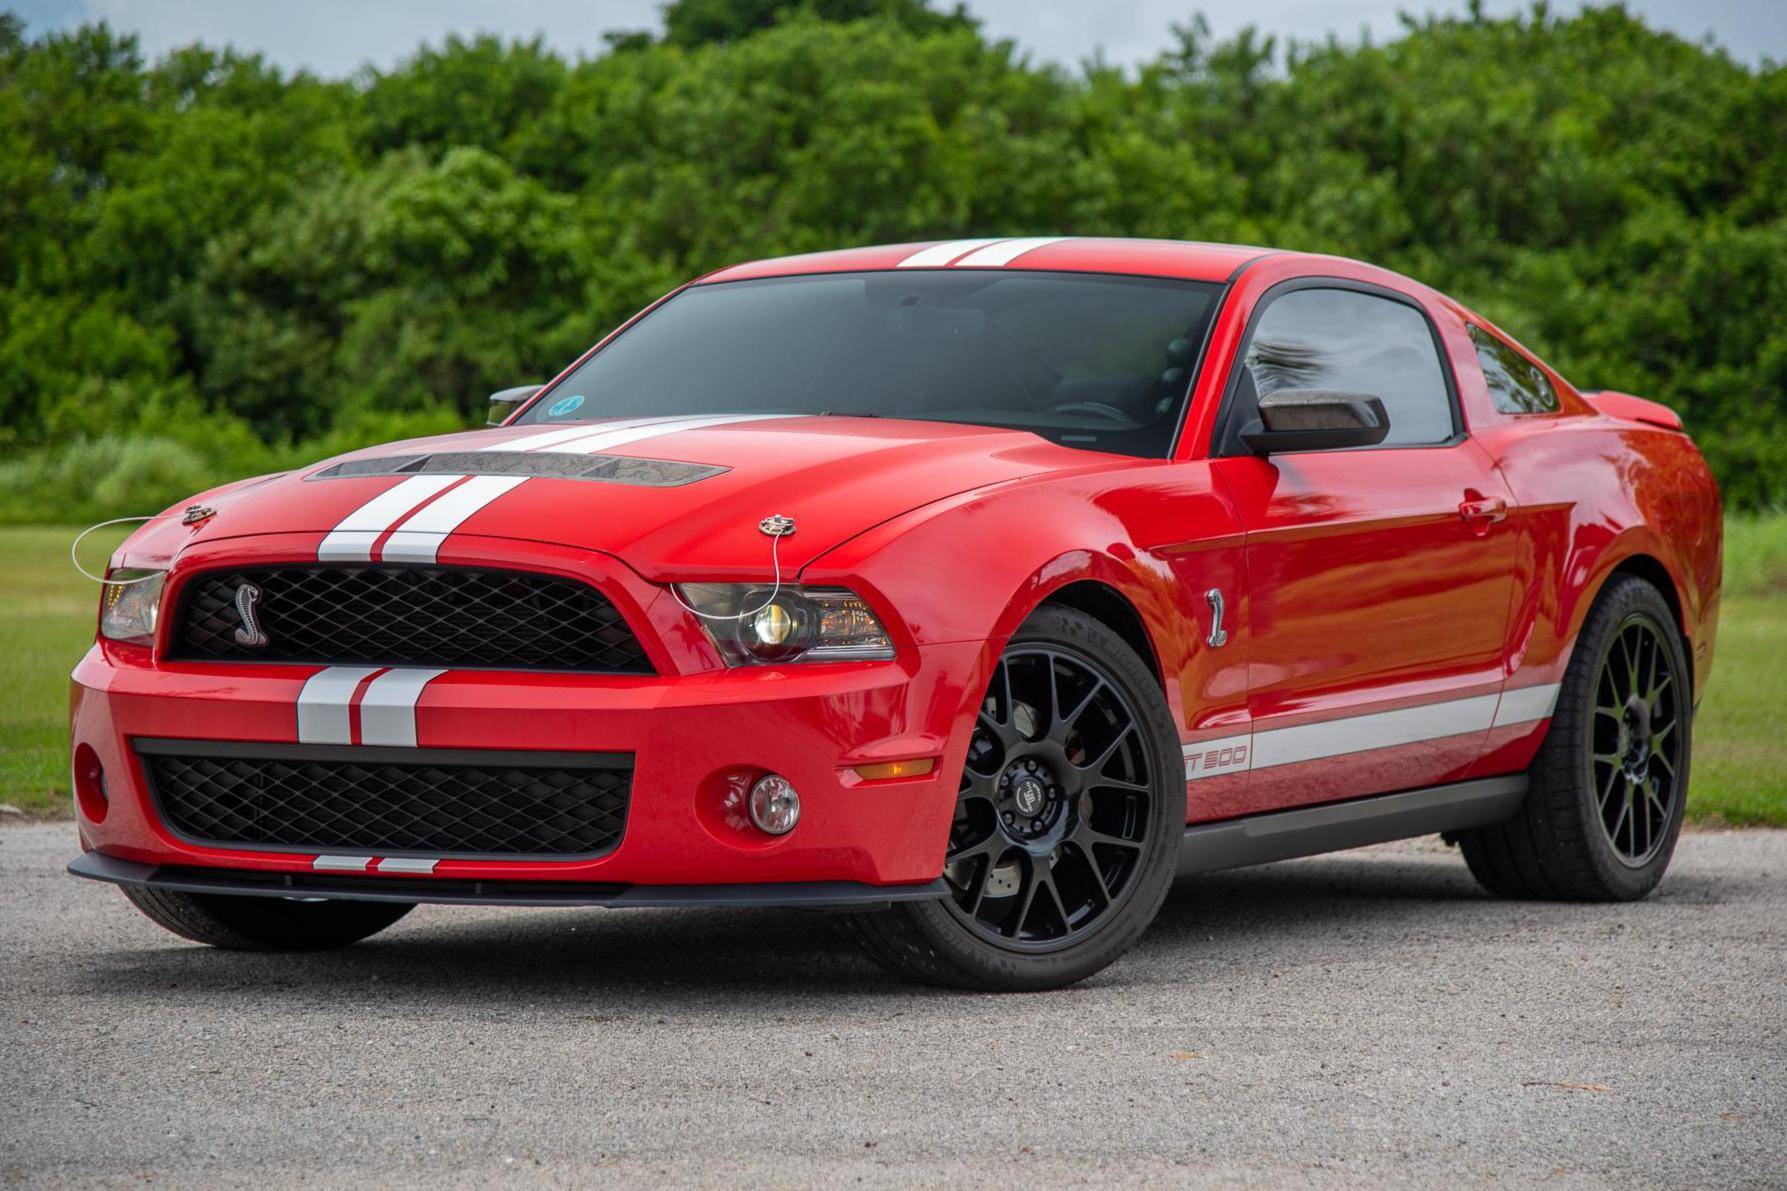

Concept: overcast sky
[[10, 0, 1785, 73]]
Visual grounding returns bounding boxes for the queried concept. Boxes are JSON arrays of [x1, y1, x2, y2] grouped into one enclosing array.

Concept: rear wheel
[[121, 886, 414, 950], [1457, 575, 1690, 901], [844, 606, 1182, 990]]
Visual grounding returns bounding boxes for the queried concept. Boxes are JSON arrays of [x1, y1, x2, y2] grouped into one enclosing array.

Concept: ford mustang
[[67, 237, 1722, 990]]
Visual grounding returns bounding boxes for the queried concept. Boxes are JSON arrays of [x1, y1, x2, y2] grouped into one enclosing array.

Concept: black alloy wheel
[[943, 646, 1156, 949], [842, 605, 1181, 990], [1590, 611, 1684, 867], [1455, 574, 1692, 902]]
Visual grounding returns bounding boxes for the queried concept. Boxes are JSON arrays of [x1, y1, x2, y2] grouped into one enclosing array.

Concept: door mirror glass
[[485, 385, 542, 426], [1241, 388, 1391, 454]]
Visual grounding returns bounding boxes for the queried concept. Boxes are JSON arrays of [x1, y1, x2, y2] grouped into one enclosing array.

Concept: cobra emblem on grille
[[232, 582, 269, 648]]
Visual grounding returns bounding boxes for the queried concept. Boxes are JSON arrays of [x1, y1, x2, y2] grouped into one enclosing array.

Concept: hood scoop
[[310, 451, 730, 488]]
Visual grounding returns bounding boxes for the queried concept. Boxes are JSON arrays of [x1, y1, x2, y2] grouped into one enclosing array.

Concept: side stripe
[[1250, 693, 1500, 771], [318, 474, 463, 562], [1182, 683, 1563, 781], [296, 665, 384, 745], [896, 238, 1007, 268], [1493, 682, 1562, 728], [953, 237, 1070, 267], [356, 667, 448, 748]]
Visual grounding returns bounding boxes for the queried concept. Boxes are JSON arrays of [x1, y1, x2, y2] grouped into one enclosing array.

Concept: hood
[[153, 415, 1109, 578]]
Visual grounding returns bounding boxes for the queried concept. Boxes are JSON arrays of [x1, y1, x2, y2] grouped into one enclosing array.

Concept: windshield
[[518, 270, 1221, 457]]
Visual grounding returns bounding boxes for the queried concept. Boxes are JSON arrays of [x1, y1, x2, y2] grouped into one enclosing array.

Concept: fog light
[[748, 773, 800, 836]]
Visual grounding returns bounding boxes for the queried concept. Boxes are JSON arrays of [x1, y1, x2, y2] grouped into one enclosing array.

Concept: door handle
[[1457, 495, 1508, 528]]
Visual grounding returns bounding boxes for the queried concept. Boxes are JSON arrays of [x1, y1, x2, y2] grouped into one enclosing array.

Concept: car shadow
[[69, 849, 1728, 1007]]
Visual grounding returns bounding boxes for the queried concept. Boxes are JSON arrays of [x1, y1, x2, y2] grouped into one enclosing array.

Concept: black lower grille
[[141, 741, 631, 859], [172, 564, 652, 673]]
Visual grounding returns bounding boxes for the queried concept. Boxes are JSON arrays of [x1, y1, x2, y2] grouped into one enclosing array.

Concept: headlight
[[676, 584, 894, 665], [99, 569, 166, 645]]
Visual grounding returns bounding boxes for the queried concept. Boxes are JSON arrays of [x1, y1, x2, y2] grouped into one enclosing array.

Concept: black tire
[[844, 605, 1183, 990], [1457, 574, 1691, 901], [120, 886, 415, 950]]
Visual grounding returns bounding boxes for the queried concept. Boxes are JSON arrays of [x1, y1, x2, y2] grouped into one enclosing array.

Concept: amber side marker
[[852, 758, 936, 782]]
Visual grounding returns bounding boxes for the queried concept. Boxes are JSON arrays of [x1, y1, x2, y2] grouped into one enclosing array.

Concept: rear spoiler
[[1583, 390, 1683, 432]]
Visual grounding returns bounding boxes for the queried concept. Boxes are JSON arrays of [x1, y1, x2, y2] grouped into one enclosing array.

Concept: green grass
[[3, 518, 1785, 823], [0, 526, 128, 817]]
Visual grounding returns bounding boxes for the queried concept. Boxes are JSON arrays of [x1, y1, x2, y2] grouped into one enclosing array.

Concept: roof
[[698, 237, 1280, 285]]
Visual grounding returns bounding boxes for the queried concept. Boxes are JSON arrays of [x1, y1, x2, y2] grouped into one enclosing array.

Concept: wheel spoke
[[1060, 680, 1106, 734], [1597, 764, 1624, 811], [949, 832, 1003, 865], [1081, 723, 1137, 775], [1072, 840, 1110, 896], [1010, 856, 1044, 938]]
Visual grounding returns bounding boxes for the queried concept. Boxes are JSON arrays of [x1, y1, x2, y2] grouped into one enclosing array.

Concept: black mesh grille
[[143, 745, 631, 858], [173, 565, 652, 673]]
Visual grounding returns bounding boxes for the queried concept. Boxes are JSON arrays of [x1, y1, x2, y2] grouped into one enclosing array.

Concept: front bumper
[[69, 629, 985, 893]]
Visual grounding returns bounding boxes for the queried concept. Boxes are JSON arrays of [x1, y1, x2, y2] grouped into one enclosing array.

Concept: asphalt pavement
[[3, 821, 1782, 1188]]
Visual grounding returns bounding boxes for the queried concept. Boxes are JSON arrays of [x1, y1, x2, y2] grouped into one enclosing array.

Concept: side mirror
[[1241, 388, 1390, 455], [485, 385, 542, 426]]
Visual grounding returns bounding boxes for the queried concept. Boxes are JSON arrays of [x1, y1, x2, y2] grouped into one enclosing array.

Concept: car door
[[1206, 281, 1517, 816]]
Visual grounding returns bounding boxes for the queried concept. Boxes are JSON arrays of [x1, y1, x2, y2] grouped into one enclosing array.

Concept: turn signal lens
[[852, 758, 936, 782], [748, 774, 801, 835]]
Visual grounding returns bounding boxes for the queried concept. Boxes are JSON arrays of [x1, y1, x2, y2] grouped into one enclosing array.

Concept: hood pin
[[759, 514, 796, 538]]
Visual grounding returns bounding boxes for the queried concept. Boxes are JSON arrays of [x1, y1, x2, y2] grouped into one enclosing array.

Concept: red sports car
[[68, 237, 1722, 990]]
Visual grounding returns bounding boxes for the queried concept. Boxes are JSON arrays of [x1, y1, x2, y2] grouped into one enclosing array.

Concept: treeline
[[2, 0, 1784, 520]]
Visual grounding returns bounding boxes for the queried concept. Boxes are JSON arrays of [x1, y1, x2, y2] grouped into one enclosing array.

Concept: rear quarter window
[[1470, 325, 1559, 415]]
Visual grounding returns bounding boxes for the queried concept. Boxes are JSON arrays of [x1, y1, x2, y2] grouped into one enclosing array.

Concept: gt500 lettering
[[1184, 739, 1250, 778]]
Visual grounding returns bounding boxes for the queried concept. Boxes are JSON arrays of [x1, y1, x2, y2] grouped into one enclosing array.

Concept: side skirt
[[1178, 774, 1527, 876]]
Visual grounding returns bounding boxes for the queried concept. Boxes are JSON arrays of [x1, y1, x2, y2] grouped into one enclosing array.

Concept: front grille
[[172, 564, 652, 673], [140, 741, 631, 859]]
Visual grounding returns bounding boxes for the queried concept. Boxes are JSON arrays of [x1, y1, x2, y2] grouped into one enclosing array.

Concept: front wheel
[[844, 606, 1183, 990], [121, 886, 415, 950], [1457, 574, 1691, 901]]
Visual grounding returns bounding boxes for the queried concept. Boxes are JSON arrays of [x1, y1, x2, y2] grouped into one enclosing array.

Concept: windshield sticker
[[547, 394, 585, 418]]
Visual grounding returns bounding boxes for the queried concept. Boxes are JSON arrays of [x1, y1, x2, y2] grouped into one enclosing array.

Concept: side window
[[1242, 287, 1456, 446], [1469, 324, 1559, 414]]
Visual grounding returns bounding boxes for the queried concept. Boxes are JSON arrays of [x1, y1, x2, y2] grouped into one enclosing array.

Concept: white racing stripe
[[896, 238, 1008, 268], [356, 667, 448, 748], [379, 475, 530, 564], [318, 474, 464, 562], [1182, 683, 1563, 781], [322, 414, 787, 564], [296, 665, 383, 745], [313, 855, 373, 872], [527, 412, 788, 455], [489, 415, 686, 453], [952, 237, 1070, 267]]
